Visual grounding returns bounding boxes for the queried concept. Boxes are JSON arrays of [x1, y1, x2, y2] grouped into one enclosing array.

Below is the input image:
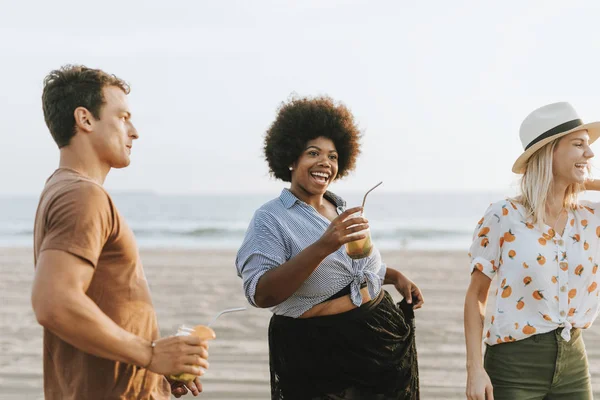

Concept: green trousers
[[484, 328, 592, 400]]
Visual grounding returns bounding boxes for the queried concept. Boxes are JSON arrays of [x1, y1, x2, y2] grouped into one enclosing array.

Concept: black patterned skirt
[[268, 290, 420, 400]]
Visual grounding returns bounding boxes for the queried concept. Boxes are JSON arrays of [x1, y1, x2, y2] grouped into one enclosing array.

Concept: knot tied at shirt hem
[[560, 320, 573, 341], [349, 270, 382, 307]]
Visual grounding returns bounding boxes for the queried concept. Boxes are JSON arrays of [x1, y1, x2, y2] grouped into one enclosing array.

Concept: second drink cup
[[168, 325, 216, 383]]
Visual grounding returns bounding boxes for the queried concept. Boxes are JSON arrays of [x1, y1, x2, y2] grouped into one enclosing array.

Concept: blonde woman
[[464, 102, 600, 400]]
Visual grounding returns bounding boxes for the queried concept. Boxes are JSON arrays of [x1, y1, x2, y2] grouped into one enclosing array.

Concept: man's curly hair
[[264, 95, 362, 182]]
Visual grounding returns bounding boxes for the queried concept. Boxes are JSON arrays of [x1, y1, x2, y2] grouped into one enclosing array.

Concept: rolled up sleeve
[[236, 210, 288, 307], [469, 202, 503, 279]]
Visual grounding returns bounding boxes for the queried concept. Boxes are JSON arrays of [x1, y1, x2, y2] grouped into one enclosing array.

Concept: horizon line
[[0, 189, 509, 198]]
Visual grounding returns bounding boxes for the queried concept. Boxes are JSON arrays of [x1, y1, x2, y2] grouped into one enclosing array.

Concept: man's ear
[[74, 107, 94, 133]]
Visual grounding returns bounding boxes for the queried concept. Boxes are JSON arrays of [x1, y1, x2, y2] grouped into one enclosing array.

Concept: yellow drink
[[344, 210, 373, 259], [168, 325, 216, 383], [345, 232, 373, 259]]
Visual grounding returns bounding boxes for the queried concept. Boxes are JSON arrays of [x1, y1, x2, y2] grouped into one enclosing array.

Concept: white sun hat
[[512, 102, 600, 174]]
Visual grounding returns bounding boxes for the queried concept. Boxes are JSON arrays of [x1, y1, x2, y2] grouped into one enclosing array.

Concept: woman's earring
[[289, 167, 293, 171]]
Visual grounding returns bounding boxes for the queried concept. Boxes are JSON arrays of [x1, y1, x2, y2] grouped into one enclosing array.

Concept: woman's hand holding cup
[[316, 207, 369, 255]]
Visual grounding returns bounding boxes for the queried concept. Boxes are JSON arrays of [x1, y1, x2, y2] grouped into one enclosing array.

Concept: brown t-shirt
[[33, 168, 170, 400]]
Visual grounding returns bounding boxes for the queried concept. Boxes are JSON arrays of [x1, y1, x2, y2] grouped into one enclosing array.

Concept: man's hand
[[169, 377, 203, 398], [147, 335, 210, 377], [394, 272, 425, 309]]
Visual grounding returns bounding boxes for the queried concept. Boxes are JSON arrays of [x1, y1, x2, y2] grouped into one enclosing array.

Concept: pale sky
[[2, 0, 600, 195]]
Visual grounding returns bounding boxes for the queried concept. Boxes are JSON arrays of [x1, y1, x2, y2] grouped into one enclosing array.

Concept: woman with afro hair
[[236, 95, 423, 400]]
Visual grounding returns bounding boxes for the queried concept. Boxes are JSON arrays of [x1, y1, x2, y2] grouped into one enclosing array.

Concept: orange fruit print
[[585, 206, 595, 214], [478, 227, 490, 237], [504, 230, 516, 242], [522, 323, 536, 335], [539, 312, 552, 321], [537, 254, 546, 265], [516, 297, 525, 310]]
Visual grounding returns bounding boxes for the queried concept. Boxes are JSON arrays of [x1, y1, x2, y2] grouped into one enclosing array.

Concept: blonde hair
[[516, 137, 586, 226]]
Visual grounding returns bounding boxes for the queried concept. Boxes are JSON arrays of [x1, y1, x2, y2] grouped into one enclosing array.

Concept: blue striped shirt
[[235, 188, 387, 317]]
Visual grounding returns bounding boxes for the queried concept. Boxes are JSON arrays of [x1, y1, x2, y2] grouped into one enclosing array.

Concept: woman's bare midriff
[[298, 286, 372, 318]]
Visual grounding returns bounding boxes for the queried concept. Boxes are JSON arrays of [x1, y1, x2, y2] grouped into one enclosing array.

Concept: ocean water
[[0, 190, 516, 252]]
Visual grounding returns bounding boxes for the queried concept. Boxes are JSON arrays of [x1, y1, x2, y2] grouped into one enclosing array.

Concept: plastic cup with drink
[[168, 307, 246, 383], [344, 181, 382, 259]]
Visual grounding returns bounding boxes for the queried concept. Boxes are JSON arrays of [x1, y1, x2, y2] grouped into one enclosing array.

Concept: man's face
[[89, 86, 138, 169]]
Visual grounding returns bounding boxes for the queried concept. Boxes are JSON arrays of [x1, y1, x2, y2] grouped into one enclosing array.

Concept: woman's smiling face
[[552, 130, 594, 185], [290, 136, 339, 196]]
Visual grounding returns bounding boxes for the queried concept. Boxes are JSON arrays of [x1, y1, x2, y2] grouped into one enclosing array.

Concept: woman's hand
[[466, 367, 494, 400], [393, 272, 424, 309], [584, 178, 600, 191], [254, 206, 369, 308], [315, 206, 369, 255]]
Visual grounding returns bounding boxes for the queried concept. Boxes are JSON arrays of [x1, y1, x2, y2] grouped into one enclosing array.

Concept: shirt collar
[[279, 188, 299, 209], [279, 188, 346, 211]]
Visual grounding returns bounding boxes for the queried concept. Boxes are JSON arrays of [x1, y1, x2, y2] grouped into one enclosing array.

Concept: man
[[31, 65, 210, 399]]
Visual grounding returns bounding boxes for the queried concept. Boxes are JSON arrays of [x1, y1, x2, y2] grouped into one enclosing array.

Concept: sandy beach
[[2, 248, 600, 399]]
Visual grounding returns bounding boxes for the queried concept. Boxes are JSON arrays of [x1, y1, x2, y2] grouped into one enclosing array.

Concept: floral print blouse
[[469, 199, 600, 345]]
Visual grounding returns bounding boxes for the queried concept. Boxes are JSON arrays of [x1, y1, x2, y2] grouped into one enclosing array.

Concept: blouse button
[[559, 262, 568, 269], [560, 311, 566, 317], [557, 239, 564, 246], [560, 286, 567, 292]]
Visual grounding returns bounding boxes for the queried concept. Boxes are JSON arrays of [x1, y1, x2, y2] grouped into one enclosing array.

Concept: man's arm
[[32, 249, 209, 376]]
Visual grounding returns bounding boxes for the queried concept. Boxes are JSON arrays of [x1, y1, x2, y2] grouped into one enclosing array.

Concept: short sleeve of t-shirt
[[40, 182, 114, 268]]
